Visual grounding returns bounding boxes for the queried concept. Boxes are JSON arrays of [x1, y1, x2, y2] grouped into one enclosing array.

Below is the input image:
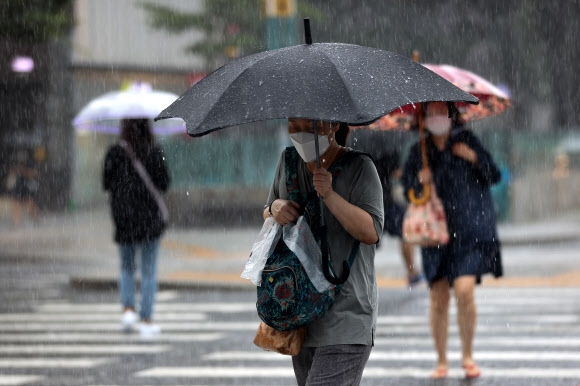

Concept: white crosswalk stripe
[[0, 375, 44, 386], [0, 344, 171, 355], [0, 291, 234, 385], [35, 302, 257, 313], [131, 287, 580, 384], [0, 312, 207, 322], [0, 358, 110, 368], [135, 366, 580, 379], [0, 332, 224, 343], [201, 349, 580, 362], [1, 288, 580, 385]]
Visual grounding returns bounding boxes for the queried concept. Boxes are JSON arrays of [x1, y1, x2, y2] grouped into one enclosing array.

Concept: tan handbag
[[402, 107, 450, 247], [253, 321, 306, 356]]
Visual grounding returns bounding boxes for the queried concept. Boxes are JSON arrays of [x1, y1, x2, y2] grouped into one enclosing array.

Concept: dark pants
[[292, 344, 372, 386]]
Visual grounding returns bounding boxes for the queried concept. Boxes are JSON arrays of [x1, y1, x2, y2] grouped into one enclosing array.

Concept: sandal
[[462, 363, 481, 379], [430, 366, 448, 379]]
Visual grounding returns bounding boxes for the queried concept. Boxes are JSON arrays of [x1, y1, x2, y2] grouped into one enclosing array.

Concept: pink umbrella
[[361, 64, 511, 131]]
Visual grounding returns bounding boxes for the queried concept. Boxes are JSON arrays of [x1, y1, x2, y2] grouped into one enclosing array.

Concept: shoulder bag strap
[[119, 140, 169, 223]]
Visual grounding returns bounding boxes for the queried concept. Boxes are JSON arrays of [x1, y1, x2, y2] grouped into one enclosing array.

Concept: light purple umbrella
[[73, 88, 185, 135]]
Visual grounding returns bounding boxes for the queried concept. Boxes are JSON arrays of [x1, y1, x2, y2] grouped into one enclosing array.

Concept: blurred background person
[[7, 149, 40, 227], [402, 102, 502, 379], [103, 118, 170, 337], [375, 149, 424, 287]]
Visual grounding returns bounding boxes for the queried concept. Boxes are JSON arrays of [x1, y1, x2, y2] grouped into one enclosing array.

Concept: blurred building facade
[[3, 0, 579, 224], [0, 36, 72, 210], [71, 0, 282, 226]]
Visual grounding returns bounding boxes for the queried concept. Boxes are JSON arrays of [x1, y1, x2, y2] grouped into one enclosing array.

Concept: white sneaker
[[121, 310, 138, 332], [139, 322, 161, 337]]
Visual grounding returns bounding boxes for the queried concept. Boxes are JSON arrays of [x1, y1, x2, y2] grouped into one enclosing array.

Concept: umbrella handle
[[304, 18, 312, 44], [320, 226, 350, 285], [408, 184, 430, 205], [315, 121, 349, 285]]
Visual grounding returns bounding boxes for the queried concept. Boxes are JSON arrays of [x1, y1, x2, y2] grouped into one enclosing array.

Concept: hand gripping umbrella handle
[[314, 121, 350, 285], [408, 184, 430, 205]]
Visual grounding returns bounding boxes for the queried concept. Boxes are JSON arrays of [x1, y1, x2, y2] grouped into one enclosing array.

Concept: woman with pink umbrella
[[402, 101, 503, 379]]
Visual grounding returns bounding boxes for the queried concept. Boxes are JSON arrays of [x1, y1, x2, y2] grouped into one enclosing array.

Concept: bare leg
[[454, 275, 477, 365], [429, 279, 450, 376], [401, 241, 418, 277]]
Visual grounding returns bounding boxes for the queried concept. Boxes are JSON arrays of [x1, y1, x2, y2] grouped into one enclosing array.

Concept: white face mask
[[289, 131, 330, 163], [425, 115, 451, 136]]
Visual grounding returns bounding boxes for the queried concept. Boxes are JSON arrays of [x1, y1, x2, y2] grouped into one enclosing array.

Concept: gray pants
[[292, 344, 372, 386]]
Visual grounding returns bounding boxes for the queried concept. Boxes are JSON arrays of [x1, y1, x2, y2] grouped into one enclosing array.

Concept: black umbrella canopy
[[156, 43, 478, 137]]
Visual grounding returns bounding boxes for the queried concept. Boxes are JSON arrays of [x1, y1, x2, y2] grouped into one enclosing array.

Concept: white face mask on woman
[[425, 115, 452, 136], [289, 131, 330, 163]]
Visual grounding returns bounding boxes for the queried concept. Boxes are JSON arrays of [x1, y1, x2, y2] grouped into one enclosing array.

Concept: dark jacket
[[402, 128, 501, 245], [103, 144, 170, 243], [375, 152, 400, 206]]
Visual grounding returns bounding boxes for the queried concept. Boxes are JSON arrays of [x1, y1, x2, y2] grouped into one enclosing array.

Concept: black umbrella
[[157, 20, 477, 136], [156, 19, 478, 285]]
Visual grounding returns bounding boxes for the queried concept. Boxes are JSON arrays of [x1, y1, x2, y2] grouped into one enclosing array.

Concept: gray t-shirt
[[266, 148, 384, 346]]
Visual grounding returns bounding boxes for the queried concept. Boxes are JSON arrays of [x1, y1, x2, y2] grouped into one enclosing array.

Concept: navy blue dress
[[402, 129, 503, 285]]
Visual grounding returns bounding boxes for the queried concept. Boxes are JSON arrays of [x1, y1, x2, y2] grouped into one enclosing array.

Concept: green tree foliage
[[142, 0, 324, 69], [0, 0, 73, 42], [142, 0, 262, 68]]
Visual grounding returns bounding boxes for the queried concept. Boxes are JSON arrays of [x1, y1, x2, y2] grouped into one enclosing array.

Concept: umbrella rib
[[313, 49, 365, 123], [189, 47, 307, 133]]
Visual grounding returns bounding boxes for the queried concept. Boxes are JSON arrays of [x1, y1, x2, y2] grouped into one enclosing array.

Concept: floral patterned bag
[[402, 110, 450, 247], [402, 183, 449, 246]]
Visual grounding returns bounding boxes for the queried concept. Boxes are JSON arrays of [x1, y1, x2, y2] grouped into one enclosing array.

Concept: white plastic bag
[[241, 215, 332, 292], [241, 217, 282, 286], [283, 216, 331, 292]]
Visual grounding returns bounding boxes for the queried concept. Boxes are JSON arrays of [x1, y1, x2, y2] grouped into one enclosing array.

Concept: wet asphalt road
[[1, 248, 580, 386]]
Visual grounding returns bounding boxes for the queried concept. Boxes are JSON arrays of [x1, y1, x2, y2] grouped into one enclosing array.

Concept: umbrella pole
[[314, 121, 325, 227], [314, 121, 350, 286], [407, 105, 431, 205]]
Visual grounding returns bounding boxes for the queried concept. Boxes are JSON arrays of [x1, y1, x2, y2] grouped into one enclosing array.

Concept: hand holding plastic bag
[[241, 215, 332, 292], [241, 217, 282, 286]]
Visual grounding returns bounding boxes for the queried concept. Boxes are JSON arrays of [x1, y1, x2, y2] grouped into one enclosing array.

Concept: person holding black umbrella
[[265, 118, 384, 385], [402, 102, 502, 379]]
